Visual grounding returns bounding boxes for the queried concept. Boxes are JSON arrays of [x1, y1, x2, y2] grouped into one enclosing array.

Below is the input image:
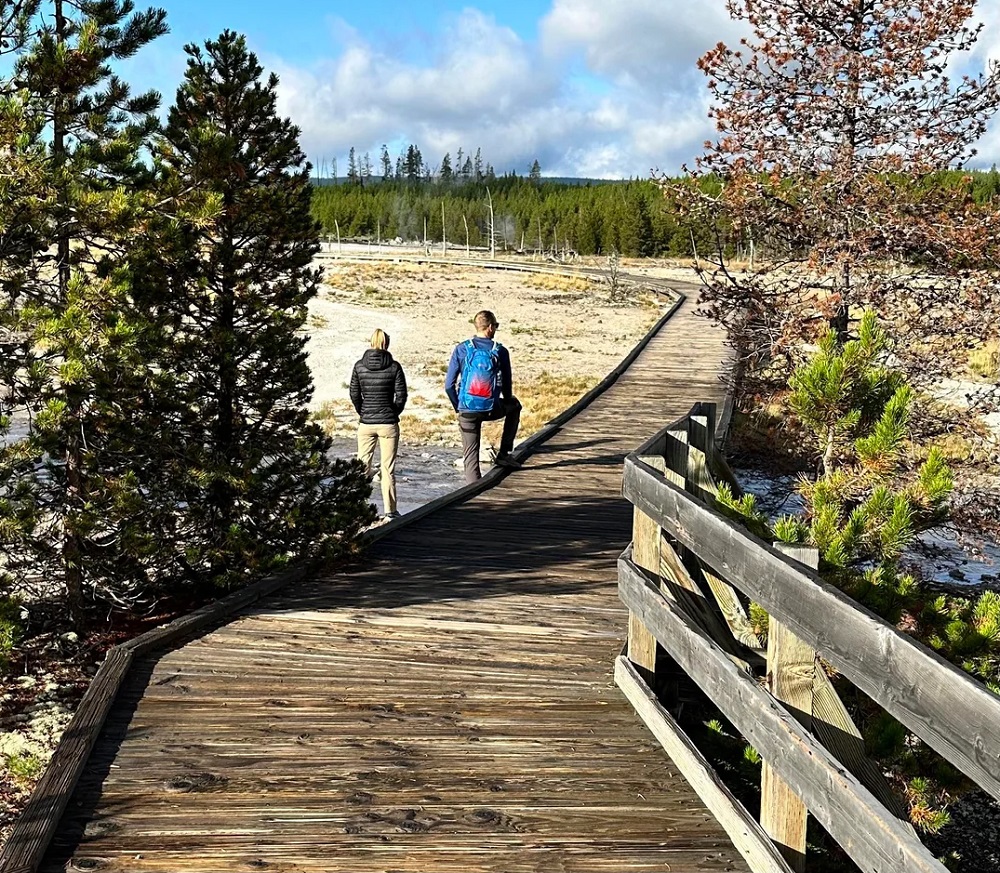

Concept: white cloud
[[265, 1, 1000, 178], [265, 3, 730, 178], [540, 0, 742, 87]]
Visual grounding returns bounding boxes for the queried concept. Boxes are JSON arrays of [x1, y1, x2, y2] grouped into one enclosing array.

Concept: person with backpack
[[350, 328, 408, 519], [444, 309, 522, 483]]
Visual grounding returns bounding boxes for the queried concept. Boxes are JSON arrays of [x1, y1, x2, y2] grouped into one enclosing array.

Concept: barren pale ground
[[307, 258, 678, 450]]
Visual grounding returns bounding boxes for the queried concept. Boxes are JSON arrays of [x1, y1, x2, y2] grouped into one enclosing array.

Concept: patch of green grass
[[5, 750, 44, 784], [0, 596, 21, 673]]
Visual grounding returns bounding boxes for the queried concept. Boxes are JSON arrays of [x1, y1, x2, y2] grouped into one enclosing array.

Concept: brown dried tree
[[675, 0, 1000, 398]]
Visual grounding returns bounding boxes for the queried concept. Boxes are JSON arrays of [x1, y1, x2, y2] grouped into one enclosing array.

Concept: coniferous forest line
[[311, 159, 1000, 258]]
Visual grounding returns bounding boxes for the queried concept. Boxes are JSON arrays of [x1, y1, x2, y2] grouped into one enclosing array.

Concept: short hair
[[474, 310, 498, 330], [369, 328, 389, 350]]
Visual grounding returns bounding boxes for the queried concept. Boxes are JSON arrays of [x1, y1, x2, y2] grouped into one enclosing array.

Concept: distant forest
[[310, 144, 1000, 258]]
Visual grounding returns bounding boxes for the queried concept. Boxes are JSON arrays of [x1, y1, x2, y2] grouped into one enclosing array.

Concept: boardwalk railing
[[616, 402, 1000, 873]]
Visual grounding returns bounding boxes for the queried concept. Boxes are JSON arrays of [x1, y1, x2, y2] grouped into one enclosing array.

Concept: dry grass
[[526, 273, 594, 294], [322, 262, 430, 308], [480, 371, 599, 449], [969, 340, 1000, 381]]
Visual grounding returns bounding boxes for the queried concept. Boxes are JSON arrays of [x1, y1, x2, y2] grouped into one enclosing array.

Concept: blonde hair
[[369, 328, 390, 350]]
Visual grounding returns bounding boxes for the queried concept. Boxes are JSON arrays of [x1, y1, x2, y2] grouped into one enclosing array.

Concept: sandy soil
[[307, 257, 678, 448]]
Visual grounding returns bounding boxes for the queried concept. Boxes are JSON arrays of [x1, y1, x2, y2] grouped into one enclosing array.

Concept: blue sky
[[120, 0, 1000, 178]]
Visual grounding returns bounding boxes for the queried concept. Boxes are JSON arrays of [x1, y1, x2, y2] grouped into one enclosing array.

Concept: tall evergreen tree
[[154, 30, 372, 588], [380, 143, 391, 182], [439, 151, 453, 183], [346, 146, 359, 184], [1, 0, 171, 622]]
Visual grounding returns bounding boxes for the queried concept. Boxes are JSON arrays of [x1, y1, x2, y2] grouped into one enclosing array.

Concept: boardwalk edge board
[[623, 454, 1000, 803], [618, 550, 947, 873], [614, 655, 795, 873], [0, 279, 686, 873]]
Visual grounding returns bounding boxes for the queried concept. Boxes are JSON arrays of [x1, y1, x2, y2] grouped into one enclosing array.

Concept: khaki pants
[[358, 423, 400, 514]]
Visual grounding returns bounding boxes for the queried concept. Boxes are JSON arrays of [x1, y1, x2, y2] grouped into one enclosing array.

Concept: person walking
[[445, 310, 522, 483], [350, 328, 407, 519]]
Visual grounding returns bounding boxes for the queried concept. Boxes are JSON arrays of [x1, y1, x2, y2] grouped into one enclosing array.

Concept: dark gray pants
[[459, 396, 522, 483]]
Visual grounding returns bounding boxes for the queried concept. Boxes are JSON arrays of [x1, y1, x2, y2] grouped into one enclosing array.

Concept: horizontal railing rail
[[617, 402, 1000, 873]]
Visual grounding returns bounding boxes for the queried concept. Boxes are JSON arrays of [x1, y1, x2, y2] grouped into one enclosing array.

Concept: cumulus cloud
[[265, 3, 728, 178], [270, 10, 566, 173], [539, 0, 743, 86], [265, 0, 1000, 179]]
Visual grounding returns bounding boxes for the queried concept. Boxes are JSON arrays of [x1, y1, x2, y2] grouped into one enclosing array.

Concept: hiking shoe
[[494, 453, 523, 470]]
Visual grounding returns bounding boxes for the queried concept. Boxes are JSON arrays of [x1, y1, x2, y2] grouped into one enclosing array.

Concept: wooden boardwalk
[[39, 296, 743, 872]]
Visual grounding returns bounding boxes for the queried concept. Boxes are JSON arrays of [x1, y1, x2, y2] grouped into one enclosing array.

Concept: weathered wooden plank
[[627, 455, 665, 678], [760, 544, 818, 873], [618, 551, 946, 873], [615, 656, 794, 873], [623, 456, 1000, 801]]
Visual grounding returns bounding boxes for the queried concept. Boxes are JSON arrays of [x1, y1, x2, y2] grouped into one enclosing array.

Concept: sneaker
[[382, 511, 402, 521], [494, 453, 523, 470]]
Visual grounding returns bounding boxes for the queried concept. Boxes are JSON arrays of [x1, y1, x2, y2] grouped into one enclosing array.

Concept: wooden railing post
[[686, 405, 717, 504], [627, 456, 666, 681], [761, 544, 819, 873]]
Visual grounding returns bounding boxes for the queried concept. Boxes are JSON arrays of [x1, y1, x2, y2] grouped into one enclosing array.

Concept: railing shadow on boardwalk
[[256, 493, 635, 613], [39, 661, 158, 871]]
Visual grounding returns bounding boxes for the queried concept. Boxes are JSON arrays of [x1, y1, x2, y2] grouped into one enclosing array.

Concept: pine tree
[[404, 144, 420, 183], [680, 0, 1000, 392], [529, 159, 541, 183], [153, 31, 373, 588], [439, 152, 453, 183], [347, 146, 359, 185], [1, 0, 172, 623], [380, 144, 391, 182]]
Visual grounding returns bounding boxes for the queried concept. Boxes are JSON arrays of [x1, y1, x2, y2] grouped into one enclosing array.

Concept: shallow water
[[329, 436, 465, 516]]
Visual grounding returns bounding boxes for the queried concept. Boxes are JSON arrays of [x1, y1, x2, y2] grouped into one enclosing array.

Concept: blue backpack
[[458, 339, 501, 413]]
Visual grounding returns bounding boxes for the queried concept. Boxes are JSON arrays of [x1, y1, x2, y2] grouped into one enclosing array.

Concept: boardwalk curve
[[20, 291, 742, 872]]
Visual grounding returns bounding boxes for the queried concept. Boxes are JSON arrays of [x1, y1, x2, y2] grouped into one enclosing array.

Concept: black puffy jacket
[[349, 349, 407, 425]]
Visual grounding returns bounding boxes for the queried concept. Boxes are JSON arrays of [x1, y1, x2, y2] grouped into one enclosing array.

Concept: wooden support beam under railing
[[623, 454, 1000, 803], [760, 544, 819, 873], [619, 552, 946, 873], [627, 455, 665, 682]]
